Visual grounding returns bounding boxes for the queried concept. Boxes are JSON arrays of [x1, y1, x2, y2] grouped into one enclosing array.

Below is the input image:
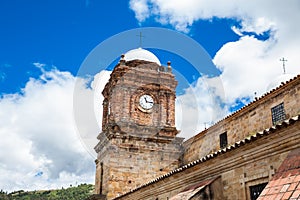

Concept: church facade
[[93, 48, 300, 200]]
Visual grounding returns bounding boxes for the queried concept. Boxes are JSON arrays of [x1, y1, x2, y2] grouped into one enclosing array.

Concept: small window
[[250, 183, 267, 200], [271, 103, 285, 125], [220, 132, 228, 148]]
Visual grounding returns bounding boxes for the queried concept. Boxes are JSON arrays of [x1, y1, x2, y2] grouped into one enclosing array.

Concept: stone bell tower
[[94, 48, 184, 199]]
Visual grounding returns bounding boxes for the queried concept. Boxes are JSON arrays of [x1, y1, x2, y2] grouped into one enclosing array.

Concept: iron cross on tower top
[[136, 32, 145, 47], [280, 57, 288, 74]]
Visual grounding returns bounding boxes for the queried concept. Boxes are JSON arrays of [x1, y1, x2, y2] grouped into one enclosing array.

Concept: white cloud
[[176, 75, 226, 139], [214, 36, 273, 103], [0, 65, 112, 192], [129, 0, 150, 22], [214, 35, 300, 104], [73, 70, 111, 158], [129, 0, 300, 33]]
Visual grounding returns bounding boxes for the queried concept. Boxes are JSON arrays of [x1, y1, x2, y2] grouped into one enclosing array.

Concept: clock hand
[[144, 97, 148, 103], [146, 99, 153, 105]]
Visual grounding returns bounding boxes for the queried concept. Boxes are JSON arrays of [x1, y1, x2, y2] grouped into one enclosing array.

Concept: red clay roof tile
[[258, 148, 300, 199]]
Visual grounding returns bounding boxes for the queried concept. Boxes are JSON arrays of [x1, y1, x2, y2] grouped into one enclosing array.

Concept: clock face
[[139, 94, 154, 110]]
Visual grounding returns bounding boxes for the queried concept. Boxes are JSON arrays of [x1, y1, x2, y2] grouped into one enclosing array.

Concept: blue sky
[[1, 0, 300, 192], [0, 0, 239, 94]]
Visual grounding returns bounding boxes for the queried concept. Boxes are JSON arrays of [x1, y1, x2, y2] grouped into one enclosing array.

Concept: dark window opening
[[250, 182, 268, 200], [271, 103, 285, 125], [220, 132, 228, 149], [100, 162, 103, 194]]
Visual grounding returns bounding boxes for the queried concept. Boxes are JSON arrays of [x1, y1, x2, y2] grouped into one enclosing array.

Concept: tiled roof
[[258, 148, 300, 200], [114, 114, 300, 199]]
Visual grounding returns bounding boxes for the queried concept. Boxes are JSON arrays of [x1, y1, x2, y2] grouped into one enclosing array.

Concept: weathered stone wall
[[183, 76, 300, 164], [95, 133, 183, 199], [115, 120, 300, 200]]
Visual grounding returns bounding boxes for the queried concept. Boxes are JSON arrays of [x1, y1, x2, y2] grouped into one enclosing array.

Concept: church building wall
[[115, 118, 300, 200]]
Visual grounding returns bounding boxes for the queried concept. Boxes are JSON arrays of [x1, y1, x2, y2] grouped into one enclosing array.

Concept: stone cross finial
[[280, 57, 288, 74], [136, 32, 145, 47]]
